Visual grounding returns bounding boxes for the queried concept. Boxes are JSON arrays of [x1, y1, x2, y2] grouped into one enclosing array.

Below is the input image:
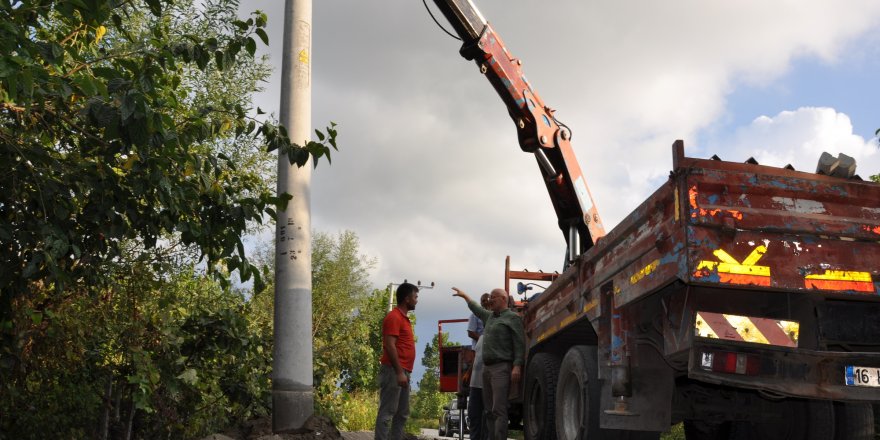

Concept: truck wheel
[[554, 345, 660, 440], [555, 346, 600, 440], [525, 352, 561, 440], [730, 399, 833, 440], [834, 402, 874, 440]]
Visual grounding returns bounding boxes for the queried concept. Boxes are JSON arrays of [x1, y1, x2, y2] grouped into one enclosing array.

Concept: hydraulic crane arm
[[431, 0, 606, 260]]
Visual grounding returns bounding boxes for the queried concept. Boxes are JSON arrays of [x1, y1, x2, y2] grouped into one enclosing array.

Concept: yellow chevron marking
[[740, 246, 767, 266], [696, 311, 801, 346], [724, 314, 770, 344], [713, 249, 741, 264], [805, 270, 872, 282], [696, 245, 770, 277]]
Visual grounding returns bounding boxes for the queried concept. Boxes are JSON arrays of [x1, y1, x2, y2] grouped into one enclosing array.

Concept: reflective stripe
[[695, 311, 798, 348], [804, 270, 875, 293]]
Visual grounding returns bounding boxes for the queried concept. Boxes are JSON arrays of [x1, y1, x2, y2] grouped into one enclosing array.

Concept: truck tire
[[834, 402, 874, 440], [525, 352, 561, 440], [729, 399, 834, 440], [554, 345, 660, 440], [555, 346, 600, 440]]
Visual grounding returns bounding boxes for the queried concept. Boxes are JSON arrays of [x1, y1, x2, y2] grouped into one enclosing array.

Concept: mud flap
[[599, 345, 674, 431]]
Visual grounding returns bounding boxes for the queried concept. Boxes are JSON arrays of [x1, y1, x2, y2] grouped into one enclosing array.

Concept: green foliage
[[661, 423, 685, 440], [311, 231, 380, 395], [0, 0, 338, 325], [0, 0, 348, 436], [249, 230, 387, 428], [317, 390, 379, 432], [0, 262, 271, 438], [1, 228, 386, 438]]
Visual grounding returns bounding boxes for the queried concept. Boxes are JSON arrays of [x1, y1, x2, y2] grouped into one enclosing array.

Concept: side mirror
[[443, 405, 450, 410]]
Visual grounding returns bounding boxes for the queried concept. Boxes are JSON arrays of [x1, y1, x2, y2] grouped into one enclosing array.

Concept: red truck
[[430, 1, 880, 439]]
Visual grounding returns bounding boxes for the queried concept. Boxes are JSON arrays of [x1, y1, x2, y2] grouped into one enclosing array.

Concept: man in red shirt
[[375, 282, 419, 440]]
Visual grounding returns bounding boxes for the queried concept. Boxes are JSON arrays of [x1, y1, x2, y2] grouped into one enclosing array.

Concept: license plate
[[845, 366, 880, 387]]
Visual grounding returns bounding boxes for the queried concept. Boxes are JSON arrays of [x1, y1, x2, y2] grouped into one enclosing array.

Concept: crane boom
[[431, 0, 605, 260]]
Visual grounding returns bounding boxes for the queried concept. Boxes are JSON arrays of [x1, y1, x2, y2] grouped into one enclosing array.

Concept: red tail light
[[700, 350, 761, 376]]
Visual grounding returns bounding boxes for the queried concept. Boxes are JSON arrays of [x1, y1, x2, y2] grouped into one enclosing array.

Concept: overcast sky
[[239, 0, 880, 386]]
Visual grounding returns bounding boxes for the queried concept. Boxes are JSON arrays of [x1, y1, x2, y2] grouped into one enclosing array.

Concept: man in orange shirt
[[375, 282, 419, 440]]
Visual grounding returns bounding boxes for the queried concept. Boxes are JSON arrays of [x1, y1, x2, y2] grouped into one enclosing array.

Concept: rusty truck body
[[429, 1, 880, 439], [514, 143, 880, 440]]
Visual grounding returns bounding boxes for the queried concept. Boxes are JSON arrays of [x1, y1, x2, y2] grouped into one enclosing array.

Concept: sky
[[238, 0, 880, 387]]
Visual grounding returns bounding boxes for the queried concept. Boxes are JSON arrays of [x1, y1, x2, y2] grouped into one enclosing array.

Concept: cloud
[[707, 107, 879, 175], [238, 0, 880, 382]]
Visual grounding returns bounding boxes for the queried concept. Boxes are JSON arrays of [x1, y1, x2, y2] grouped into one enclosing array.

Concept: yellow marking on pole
[[298, 49, 309, 64]]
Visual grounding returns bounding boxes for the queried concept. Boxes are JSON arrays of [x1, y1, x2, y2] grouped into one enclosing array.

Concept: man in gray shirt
[[452, 287, 525, 440]]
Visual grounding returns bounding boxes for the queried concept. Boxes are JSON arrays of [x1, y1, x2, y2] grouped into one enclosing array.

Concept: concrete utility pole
[[274, 0, 313, 432]]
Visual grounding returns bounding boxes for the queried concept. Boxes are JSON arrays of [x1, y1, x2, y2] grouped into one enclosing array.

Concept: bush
[[317, 390, 379, 432]]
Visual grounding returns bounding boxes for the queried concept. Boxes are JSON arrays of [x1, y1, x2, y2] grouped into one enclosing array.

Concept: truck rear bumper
[[689, 340, 880, 401]]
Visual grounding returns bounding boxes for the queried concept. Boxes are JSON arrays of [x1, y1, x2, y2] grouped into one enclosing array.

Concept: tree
[[0, 0, 341, 437], [0, 259, 273, 439], [0, 0, 337, 327], [249, 230, 386, 420]]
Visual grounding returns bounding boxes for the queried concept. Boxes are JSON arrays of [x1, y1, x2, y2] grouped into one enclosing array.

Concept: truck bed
[[522, 140, 880, 402]]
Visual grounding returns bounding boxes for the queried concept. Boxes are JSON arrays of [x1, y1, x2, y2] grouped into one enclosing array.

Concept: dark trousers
[[468, 386, 486, 440], [375, 364, 410, 440], [482, 362, 511, 440]]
